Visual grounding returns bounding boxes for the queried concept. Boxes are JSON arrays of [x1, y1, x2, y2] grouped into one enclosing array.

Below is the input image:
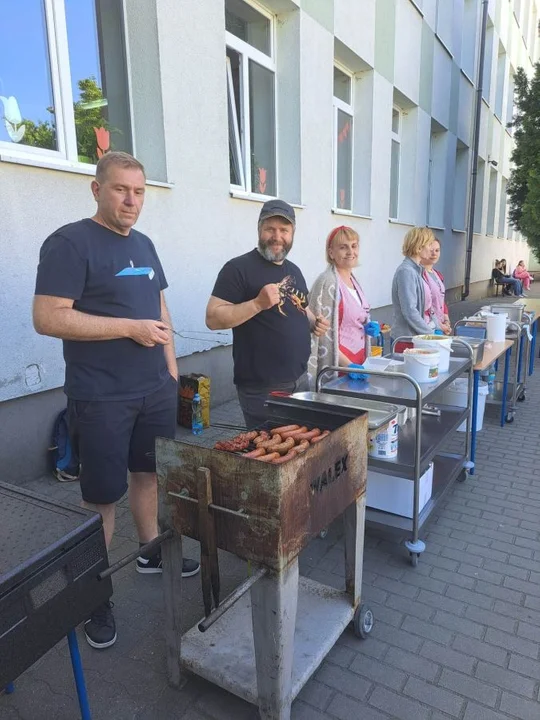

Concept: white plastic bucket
[[368, 416, 399, 458], [439, 378, 488, 432], [413, 335, 452, 373], [486, 313, 507, 342], [403, 348, 440, 383]]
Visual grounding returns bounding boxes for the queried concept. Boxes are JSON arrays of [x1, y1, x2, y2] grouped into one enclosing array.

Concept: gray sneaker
[[84, 601, 116, 649]]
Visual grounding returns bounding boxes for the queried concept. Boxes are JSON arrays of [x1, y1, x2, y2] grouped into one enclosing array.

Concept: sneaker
[[84, 601, 116, 649], [136, 553, 200, 578]]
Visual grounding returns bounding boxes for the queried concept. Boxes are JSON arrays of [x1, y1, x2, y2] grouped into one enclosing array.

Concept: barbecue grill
[[157, 398, 371, 720], [0, 482, 112, 718]]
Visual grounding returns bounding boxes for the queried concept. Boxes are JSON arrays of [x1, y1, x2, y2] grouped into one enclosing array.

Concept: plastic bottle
[[191, 393, 204, 435], [487, 366, 496, 393]]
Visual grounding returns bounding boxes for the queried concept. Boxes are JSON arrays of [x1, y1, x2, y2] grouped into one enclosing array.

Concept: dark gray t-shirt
[[35, 218, 169, 401]]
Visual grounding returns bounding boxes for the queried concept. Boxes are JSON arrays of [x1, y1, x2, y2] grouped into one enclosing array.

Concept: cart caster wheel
[[457, 470, 467, 482], [518, 391, 526, 402], [505, 412, 515, 424], [318, 528, 328, 539], [353, 604, 374, 639], [410, 552, 419, 567]]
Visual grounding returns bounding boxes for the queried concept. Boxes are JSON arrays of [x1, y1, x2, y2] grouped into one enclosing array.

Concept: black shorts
[[68, 376, 177, 505]]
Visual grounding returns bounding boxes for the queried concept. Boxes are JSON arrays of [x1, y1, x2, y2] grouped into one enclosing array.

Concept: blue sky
[[0, 0, 101, 144]]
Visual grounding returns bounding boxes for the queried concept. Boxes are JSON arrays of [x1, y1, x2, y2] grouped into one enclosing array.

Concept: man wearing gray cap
[[206, 199, 328, 428]]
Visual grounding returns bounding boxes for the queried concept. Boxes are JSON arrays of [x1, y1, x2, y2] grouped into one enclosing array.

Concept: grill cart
[[157, 403, 371, 720]]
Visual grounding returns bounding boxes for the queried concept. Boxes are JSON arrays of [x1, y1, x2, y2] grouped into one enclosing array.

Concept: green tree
[[21, 76, 111, 163], [507, 64, 540, 260]]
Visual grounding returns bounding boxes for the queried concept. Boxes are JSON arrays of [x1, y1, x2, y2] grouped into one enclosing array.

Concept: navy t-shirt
[[35, 218, 170, 401], [212, 249, 311, 388]]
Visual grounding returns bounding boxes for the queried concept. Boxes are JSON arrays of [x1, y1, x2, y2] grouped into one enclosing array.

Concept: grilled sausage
[[293, 439, 310, 453], [310, 430, 331, 444], [293, 428, 321, 442], [281, 426, 308, 439], [271, 437, 296, 456], [253, 431, 271, 445], [271, 450, 297, 464], [244, 447, 267, 459], [270, 424, 300, 437], [256, 452, 280, 463], [257, 435, 282, 450]]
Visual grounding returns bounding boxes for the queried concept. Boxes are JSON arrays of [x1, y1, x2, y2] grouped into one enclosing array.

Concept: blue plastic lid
[[193, 393, 200, 402]]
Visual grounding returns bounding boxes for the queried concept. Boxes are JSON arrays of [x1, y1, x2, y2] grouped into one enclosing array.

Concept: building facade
[[0, 0, 537, 482]]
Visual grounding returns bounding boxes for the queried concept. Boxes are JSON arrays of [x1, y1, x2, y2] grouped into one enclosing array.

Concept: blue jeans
[[501, 278, 523, 296]]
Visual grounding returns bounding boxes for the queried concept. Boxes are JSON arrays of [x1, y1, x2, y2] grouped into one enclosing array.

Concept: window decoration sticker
[[0, 95, 25, 143], [93, 126, 110, 158]]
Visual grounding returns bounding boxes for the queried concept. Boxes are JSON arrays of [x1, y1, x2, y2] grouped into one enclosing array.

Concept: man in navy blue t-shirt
[[33, 152, 199, 650], [206, 199, 329, 427]]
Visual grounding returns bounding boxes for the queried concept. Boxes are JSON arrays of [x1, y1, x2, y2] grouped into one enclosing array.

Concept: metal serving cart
[[156, 405, 371, 720], [317, 337, 474, 567], [0, 483, 112, 720]]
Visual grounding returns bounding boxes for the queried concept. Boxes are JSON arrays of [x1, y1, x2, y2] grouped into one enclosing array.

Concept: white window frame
[[389, 105, 402, 220], [0, 0, 133, 170], [225, 0, 277, 197], [332, 63, 354, 213]]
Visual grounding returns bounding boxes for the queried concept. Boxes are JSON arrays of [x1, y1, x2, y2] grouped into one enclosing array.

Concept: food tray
[[289, 392, 399, 431]]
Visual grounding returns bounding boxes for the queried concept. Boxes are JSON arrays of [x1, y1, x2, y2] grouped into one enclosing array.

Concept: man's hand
[[128, 320, 170, 347], [254, 284, 281, 312], [313, 315, 330, 337]]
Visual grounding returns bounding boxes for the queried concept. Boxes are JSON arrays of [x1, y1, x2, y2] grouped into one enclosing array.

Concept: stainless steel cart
[[317, 338, 474, 566]]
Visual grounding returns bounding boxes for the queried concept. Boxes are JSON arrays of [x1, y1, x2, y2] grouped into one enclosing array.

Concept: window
[[506, 69, 515, 131], [474, 159, 485, 233], [0, 0, 132, 165], [461, 0, 478, 79], [482, 26, 494, 104], [452, 142, 469, 231], [427, 123, 447, 229], [333, 66, 354, 211], [498, 177, 507, 237], [226, 0, 276, 196], [494, 44, 506, 120], [389, 106, 401, 219], [486, 167, 497, 235]]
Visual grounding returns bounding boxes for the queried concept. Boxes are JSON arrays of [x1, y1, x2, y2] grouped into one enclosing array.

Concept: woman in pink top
[[421, 237, 451, 335], [513, 260, 534, 290], [307, 226, 374, 386]]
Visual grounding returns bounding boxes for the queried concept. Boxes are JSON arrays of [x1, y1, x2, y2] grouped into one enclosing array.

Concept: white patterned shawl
[[307, 265, 341, 390]]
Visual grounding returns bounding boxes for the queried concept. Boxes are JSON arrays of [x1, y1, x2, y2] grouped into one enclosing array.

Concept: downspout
[[462, 0, 489, 300]]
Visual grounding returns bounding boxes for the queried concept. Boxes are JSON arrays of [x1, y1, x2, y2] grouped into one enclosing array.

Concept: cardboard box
[[366, 463, 433, 518], [178, 374, 211, 428]]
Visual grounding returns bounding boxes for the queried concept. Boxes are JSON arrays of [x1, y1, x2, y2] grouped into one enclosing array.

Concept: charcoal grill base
[[181, 575, 354, 706]]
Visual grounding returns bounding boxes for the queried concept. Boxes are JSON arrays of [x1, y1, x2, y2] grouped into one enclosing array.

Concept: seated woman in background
[[391, 227, 437, 341], [513, 260, 534, 291], [492, 260, 524, 297], [307, 226, 378, 386], [420, 237, 452, 335]]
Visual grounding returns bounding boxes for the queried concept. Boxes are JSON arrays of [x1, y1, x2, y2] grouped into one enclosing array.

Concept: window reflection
[[0, 0, 57, 150]]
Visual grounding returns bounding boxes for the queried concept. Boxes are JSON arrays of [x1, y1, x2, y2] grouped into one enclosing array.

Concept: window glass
[[226, 0, 271, 56], [333, 67, 351, 104], [389, 139, 400, 218], [336, 110, 353, 210], [227, 49, 244, 186], [392, 108, 400, 135], [0, 0, 58, 150], [64, 0, 132, 164], [249, 60, 276, 195]]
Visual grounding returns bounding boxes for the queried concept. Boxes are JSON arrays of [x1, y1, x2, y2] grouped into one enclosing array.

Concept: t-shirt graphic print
[[212, 249, 311, 388]]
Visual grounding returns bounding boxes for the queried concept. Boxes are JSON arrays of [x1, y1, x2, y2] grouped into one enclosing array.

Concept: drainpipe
[[462, 0, 489, 300]]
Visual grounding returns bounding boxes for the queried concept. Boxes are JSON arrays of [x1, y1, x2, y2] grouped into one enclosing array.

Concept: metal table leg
[[517, 334, 524, 386], [4, 683, 14, 694], [470, 369, 480, 475], [500, 347, 511, 426], [530, 319, 537, 376], [251, 559, 298, 720], [67, 629, 91, 720]]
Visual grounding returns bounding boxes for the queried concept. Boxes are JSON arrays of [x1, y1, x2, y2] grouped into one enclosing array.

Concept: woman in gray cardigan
[[392, 227, 438, 339]]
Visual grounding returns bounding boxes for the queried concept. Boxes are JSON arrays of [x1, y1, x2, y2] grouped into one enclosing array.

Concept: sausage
[[244, 447, 267, 459], [256, 452, 280, 463], [281, 426, 308, 440], [293, 439, 310, 453], [270, 424, 300, 437], [310, 430, 331, 444], [293, 428, 321, 442], [253, 431, 271, 445], [244, 431, 259, 441], [271, 437, 296, 456], [271, 450, 297, 464], [257, 435, 282, 450]]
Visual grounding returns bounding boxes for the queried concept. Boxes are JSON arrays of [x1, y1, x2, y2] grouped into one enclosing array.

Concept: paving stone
[[349, 653, 407, 692], [439, 668, 499, 707], [401, 616, 453, 645], [315, 663, 371, 702], [433, 610, 486, 640], [296, 679, 334, 711], [475, 660, 537, 698], [419, 640, 475, 674], [383, 646, 439, 682], [326, 694, 391, 720], [508, 653, 540, 680], [464, 604, 517, 634], [484, 628, 540, 659], [368, 686, 431, 720], [403, 676, 465, 717], [499, 692, 540, 720], [463, 703, 517, 720], [445, 584, 495, 611]]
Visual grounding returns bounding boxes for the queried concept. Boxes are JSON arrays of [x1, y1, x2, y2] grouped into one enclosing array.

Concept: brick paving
[[3, 294, 540, 719]]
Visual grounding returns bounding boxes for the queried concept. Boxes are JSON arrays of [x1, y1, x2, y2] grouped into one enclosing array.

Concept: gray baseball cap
[[258, 199, 296, 227]]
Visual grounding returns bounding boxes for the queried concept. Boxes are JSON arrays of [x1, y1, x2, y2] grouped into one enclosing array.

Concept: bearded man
[[206, 199, 329, 428]]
